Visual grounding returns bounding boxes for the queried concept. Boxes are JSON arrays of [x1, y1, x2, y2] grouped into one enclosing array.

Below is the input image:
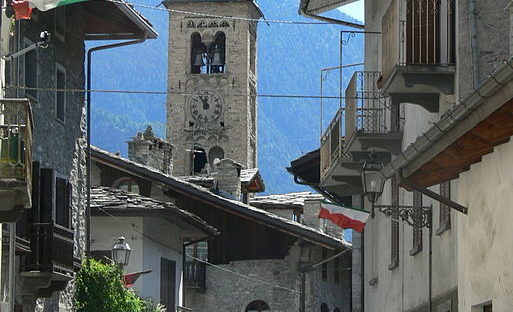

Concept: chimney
[[303, 199, 344, 239], [212, 158, 242, 201], [127, 126, 174, 175]]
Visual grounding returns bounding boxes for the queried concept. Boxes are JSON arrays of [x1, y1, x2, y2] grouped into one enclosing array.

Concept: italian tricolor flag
[[319, 201, 369, 233], [12, 0, 89, 20]]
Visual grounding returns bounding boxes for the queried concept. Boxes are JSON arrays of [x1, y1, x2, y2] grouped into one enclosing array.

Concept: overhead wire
[[3, 85, 352, 100], [106, 0, 336, 25]]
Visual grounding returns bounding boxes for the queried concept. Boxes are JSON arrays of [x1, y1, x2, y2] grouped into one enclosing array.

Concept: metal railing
[[382, 0, 456, 82], [184, 260, 206, 289], [24, 223, 75, 276], [345, 72, 392, 143], [0, 99, 33, 187], [320, 109, 351, 180]]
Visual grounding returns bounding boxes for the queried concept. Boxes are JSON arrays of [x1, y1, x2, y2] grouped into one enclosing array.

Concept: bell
[[210, 47, 224, 66], [192, 50, 205, 66]]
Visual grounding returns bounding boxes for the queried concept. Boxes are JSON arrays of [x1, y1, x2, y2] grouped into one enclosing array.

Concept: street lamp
[[112, 236, 131, 267], [361, 159, 385, 218]]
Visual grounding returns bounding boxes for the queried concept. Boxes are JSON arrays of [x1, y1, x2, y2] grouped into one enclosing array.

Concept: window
[[483, 303, 492, 312], [390, 176, 399, 269], [410, 191, 423, 255], [321, 303, 329, 312], [334, 257, 340, 284], [190, 33, 206, 74], [56, 64, 66, 122], [192, 147, 207, 174], [55, 177, 70, 227], [209, 32, 226, 73], [185, 241, 208, 261], [321, 248, 327, 281], [113, 177, 141, 194], [23, 41, 37, 99], [245, 300, 270, 312], [438, 181, 451, 234], [208, 146, 224, 168], [160, 258, 176, 311]]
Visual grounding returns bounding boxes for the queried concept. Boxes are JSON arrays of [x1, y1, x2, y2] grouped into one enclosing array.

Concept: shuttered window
[[411, 191, 423, 255], [321, 248, 328, 281], [160, 258, 176, 311], [39, 168, 71, 227], [390, 177, 399, 269], [439, 181, 451, 233]]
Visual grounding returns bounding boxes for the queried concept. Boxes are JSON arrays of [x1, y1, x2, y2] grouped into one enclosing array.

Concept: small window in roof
[[113, 177, 140, 194]]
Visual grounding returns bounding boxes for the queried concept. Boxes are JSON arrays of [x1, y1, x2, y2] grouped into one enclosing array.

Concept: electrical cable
[[3, 85, 354, 100], [106, 0, 338, 25]]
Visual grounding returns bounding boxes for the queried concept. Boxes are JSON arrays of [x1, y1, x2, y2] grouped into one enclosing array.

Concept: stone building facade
[[0, 3, 156, 311], [165, 0, 261, 175]]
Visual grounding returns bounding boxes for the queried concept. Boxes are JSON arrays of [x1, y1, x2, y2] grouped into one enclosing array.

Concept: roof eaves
[[91, 146, 349, 249]]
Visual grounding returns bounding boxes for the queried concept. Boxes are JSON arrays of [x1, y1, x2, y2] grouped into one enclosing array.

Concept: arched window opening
[[191, 33, 206, 74], [192, 147, 207, 174], [333, 308, 341, 312], [321, 303, 329, 312], [113, 177, 141, 194], [245, 300, 270, 312], [209, 32, 226, 73], [208, 146, 224, 169]]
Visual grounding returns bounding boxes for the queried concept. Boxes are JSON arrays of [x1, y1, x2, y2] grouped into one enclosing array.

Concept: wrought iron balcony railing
[[345, 71, 394, 144], [24, 223, 75, 276], [382, 0, 456, 83], [184, 260, 206, 289]]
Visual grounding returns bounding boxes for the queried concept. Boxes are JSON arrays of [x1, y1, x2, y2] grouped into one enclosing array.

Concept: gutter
[[381, 56, 513, 181], [299, 0, 364, 29]]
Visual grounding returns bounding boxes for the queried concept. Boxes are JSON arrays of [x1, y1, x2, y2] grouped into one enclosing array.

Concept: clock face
[[189, 90, 223, 123]]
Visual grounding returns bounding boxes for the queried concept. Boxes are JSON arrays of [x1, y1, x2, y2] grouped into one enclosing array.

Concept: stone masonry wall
[[128, 126, 174, 175], [11, 7, 86, 312], [184, 242, 351, 312], [166, 1, 260, 175]]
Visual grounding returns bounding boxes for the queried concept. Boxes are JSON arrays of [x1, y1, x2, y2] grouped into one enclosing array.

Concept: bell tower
[[164, 0, 262, 176]]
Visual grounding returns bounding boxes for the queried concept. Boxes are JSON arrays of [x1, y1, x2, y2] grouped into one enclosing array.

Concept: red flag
[[12, 0, 33, 20], [122, 269, 152, 287]]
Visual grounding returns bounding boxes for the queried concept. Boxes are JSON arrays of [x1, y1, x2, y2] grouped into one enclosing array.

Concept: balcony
[[319, 110, 363, 196], [0, 98, 33, 222], [381, 0, 456, 112], [345, 71, 403, 155], [184, 260, 206, 290], [21, 223, 76, 297]]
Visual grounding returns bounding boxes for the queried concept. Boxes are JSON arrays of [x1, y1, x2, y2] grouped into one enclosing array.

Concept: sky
[[338, 0, 364, 22]]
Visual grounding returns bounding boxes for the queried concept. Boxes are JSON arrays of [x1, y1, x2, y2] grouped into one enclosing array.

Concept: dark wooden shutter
[[391, 177, 399, 266], [40, 168, 55, 223], [439, 181, 451, 229], [160, 258, 176, 310], [412, 191, 423, 252], [30, 161, 41, 222]]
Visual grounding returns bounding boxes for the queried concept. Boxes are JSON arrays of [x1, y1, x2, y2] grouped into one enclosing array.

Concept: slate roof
[[180, 167, 265, 192], [250, 192, 324, 209], [91, 146, 350, 249], [90, 186, 218, 236]]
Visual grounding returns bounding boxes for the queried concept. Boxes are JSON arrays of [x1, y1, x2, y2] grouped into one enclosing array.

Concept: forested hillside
[[89, 0, 363, 194]]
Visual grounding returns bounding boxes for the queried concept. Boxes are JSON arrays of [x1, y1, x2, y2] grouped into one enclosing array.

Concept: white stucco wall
[[362, 1, 459, 311], [91, 216, 185, 310], [458, 138, 513, 311]]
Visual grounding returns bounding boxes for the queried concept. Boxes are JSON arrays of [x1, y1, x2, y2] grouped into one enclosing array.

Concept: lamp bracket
[[374, 205, 432, 229]]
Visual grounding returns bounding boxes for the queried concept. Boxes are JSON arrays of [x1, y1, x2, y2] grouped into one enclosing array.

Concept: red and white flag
[[319, 201, 369, 233]]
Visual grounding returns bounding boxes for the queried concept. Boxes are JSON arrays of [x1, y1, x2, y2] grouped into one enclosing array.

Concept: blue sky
[[338, 0, 364, 22]]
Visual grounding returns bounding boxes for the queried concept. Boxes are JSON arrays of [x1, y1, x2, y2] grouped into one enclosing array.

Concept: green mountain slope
[[88, 0, 363, 194]]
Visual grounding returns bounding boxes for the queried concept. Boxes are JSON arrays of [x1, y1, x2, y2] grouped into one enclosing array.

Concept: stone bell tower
[[164, 0, 262, 176]]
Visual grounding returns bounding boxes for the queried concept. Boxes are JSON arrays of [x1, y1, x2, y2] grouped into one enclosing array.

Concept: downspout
[[469, 0, 480, 87], [299, 0, 364, 29], [8, 223, 15, 312], [428, 216, 433, 312], [86, 38, 145, 264]]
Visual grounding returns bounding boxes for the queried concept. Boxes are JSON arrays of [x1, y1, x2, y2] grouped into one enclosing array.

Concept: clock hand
[[200, 96, 210, 110]]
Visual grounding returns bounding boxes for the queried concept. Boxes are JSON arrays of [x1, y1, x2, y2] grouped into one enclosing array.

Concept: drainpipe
[[85, 38, 145, 264], [428, 213, 433, 312], [469, 0, 480, 87], [299, 0, 364, 29], [8, 223, 15, 311]]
